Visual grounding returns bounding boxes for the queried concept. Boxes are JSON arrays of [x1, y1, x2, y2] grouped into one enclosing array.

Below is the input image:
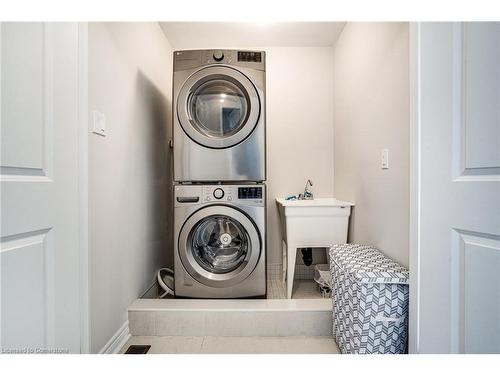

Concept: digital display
[[238, 187, 263, 199], [238, 51, 262, 63]]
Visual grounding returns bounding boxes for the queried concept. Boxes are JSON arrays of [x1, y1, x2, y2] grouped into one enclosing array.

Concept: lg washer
[[174, 184, 266, 298]]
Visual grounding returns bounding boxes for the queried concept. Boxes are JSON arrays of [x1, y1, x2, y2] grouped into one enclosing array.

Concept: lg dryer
[[173, 49, 266, 182]]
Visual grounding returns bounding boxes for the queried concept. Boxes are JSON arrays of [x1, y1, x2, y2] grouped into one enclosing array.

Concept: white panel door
[[1, 23, 82, 353], [413, 22, 500, 353]]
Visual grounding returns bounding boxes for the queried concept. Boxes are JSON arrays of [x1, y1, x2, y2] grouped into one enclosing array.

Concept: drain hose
[[157, 267, 174, 298]]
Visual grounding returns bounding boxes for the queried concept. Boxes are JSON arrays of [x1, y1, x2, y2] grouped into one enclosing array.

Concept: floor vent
[[124, 345, 151, 354]]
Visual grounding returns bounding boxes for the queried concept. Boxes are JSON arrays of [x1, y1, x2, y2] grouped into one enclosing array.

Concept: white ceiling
[[159, 22, 346, 49]]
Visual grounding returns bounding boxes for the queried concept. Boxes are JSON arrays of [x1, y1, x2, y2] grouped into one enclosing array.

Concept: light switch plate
[[381, 148, 389, 169], [92, 110, 106, 136]]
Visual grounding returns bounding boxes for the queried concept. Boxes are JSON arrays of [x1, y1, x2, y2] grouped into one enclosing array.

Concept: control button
[[206, 196, 211, 202], [213, 51, 224, 61], [227, 196, 232, 201], [213, 188, 224, 199]]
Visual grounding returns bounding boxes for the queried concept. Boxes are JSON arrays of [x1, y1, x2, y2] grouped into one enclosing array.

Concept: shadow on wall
[[347, 206, 355, 244], [135, 70, 173, 271]]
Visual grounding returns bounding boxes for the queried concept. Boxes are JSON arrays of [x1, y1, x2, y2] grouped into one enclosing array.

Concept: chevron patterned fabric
[[330, 244, 409, 354]]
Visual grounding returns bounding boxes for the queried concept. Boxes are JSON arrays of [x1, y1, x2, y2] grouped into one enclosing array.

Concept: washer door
[[178, 205, 261, 288], [177, 66, 261, 149]]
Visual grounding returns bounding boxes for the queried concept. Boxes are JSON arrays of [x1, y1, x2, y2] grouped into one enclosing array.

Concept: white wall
[[266, 47, 335, 265], [332, 23, 410, 267], [88, 22, 173, 353]]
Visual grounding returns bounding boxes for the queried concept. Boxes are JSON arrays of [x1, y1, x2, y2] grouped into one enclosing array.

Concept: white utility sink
[[276, 197, 354, 298], [276, 197, 353, 210]]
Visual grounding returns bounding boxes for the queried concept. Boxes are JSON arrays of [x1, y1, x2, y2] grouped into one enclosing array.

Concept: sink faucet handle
[[303, 179, 313, 199]]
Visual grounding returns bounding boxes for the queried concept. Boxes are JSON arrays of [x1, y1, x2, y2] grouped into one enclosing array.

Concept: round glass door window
[[190, 215, 249, 274], [188, 79, 249, 138], [177, 66, 261, 149]]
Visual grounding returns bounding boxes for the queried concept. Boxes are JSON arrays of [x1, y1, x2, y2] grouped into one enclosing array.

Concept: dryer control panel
[[174, 49, 266, 72]]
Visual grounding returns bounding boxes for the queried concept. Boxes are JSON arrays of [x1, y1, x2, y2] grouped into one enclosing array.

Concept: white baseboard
[[99, 321, 131, 354]]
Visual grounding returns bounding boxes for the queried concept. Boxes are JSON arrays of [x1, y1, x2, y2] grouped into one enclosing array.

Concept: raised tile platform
[[128, 298, 332, 337]]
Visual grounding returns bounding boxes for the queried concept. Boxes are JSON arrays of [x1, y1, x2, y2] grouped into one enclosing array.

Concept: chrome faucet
[[299, 179, 314, 200]]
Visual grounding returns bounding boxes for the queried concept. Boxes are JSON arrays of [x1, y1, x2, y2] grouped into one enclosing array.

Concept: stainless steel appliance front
[[173, 49, 266, 182], [174, 184, 266, 298]]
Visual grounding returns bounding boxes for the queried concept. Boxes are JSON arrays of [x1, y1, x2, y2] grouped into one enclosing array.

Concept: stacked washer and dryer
[[173, 49, 266, 298]]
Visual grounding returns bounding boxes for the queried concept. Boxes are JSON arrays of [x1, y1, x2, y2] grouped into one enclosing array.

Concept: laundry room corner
[[86, 22, 174, 353], [155, 23, 343, 294], [264, 45, 336, 271]]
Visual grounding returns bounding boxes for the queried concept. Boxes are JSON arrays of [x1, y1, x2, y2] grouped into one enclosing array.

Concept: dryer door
[[177, 66, 261, 149], [178, 205, 261, 288]]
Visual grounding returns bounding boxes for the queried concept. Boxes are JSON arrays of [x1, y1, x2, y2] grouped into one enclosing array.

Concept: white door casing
[[410, 22, 500, 353], [0, 23, 86, 353]]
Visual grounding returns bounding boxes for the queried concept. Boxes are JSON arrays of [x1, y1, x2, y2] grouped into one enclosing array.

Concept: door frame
[[77, 22, 90, 354], [408, 21, 421, 354], [34, 21, 436, 355]]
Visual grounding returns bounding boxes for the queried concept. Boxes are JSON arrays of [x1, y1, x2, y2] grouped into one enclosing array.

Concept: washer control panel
[[213, 188, 225, 200], [175, 184, 265, 207], [202, 186, 234, 203], [238, 186, 262, 200]]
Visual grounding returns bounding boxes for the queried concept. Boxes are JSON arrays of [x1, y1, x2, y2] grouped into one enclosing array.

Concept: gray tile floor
[[146, 277, 325, 300], [267, 279, 325, 299], [120, 335, 340, 354]]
